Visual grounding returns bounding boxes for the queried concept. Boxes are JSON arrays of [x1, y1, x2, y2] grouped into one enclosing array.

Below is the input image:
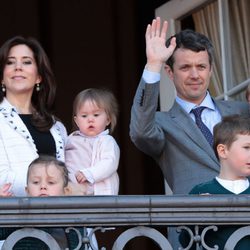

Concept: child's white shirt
[[216, 176, 249, 194]]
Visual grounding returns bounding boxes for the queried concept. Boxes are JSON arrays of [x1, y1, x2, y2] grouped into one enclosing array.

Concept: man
[[130, 17, 249, 195]]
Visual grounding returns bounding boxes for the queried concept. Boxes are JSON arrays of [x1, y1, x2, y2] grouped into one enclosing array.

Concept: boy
[[25, 155, 69, 197], [180, 115, 250, 249], [0, 155, 88, 249]]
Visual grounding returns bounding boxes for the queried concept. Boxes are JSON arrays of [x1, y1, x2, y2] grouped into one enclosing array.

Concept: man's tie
[[191, 107, 213, 146]]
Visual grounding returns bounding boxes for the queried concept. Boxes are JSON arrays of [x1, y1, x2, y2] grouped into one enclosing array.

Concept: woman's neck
[[6, 94, 33, 114]]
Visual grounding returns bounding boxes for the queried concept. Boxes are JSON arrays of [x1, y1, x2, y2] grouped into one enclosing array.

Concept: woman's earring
[[36, 83, 40, 92], [1, 84, 6, 92]]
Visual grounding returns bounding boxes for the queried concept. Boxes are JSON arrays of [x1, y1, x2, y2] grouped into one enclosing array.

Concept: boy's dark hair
[[27, 155, 69, 187], [213, 115, 250, 159], [165, 29, 214, 70]]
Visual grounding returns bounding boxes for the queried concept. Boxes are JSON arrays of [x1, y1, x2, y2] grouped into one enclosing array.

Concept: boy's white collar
[[216, 176, 249, 194]]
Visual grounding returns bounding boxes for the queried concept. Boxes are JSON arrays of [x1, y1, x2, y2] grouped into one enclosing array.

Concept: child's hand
[[75, 171, 87, 184], [66, 182, 87, 196], [0, 183, 13, 197]]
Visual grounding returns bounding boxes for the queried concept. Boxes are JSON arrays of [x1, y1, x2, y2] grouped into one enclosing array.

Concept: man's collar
[[175, 92, 216, 114]]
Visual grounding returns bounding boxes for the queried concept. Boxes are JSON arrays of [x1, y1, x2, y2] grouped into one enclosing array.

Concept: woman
[[0, 36, 67, 196]]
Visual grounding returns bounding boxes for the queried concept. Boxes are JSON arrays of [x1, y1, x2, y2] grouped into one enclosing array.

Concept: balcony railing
[[1, 194, 250, 249]]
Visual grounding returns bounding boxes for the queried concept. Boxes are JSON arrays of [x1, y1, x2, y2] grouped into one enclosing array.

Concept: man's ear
[[164, 65, 174, 81]]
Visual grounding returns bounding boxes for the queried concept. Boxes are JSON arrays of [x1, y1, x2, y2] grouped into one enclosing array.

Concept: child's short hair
[[27, 155, 69, 187], [213, 115, 250, 159], [72, 88, 119, 133]]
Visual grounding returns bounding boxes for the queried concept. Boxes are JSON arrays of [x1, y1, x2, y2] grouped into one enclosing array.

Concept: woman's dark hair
[[0, 36, 57, 131]]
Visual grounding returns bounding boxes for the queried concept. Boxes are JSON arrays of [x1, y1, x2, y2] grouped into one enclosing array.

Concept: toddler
[[65, 88, 120, 195]]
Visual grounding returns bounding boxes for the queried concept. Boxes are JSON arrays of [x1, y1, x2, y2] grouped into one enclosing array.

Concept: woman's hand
[[0, 183, 13, 197]]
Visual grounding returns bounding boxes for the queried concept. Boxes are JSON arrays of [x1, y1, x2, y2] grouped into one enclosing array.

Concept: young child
[[5, 156, 73, 249], [25, 155, 69, 197], [180, 115, 250, 249], [65, 88, 120, 195], [0, 155, 70, 197], [0, 155, 90, 250]]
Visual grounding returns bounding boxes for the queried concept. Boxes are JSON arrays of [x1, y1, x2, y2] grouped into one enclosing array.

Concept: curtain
[[229, 0, 250, 100], [192, 1, 222, 96], [192, 0, 250, 100]]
